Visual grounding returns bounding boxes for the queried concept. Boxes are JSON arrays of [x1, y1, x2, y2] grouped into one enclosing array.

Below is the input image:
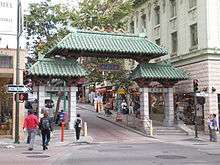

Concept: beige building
[[125, 0, 220, 131], [0, 48, 26, 139]]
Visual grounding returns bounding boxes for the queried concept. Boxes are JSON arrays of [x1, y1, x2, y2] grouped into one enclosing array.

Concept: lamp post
[[15, 0, 21, 143]]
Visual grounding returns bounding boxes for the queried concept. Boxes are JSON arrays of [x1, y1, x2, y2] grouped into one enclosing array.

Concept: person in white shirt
[[121, 99, 128, 114]]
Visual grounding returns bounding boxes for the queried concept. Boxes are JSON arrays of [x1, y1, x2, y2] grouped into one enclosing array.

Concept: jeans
[[41, 129, 51, 147], [27, 128, 37, 149]]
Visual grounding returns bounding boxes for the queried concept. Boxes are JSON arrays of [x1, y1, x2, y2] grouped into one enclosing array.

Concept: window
[[154, 6, 160, 25], [141, 14, 146, 32], [155, 38, 160, 46], [0, 56, 13, 68], [189, 0, 197, 9], [170, 0, 177, 18], [171, 32, 177, 53], [130, 21, 134, 33], [190, 23, 198, 47]]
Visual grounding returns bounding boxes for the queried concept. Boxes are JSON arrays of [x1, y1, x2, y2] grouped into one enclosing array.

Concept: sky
[[22, 0, 79, 10]]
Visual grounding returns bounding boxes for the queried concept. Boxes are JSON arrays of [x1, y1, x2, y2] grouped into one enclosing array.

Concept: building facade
[[126, 0, 220, 131], [0, 0, 26, 139]]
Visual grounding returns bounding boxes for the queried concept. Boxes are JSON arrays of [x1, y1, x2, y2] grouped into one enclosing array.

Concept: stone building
[[125, 0, 220, 131]]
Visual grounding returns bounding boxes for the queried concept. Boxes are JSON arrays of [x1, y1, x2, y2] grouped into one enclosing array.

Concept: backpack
[[41, 118, 50, 130], [75, 118, 81, 128]]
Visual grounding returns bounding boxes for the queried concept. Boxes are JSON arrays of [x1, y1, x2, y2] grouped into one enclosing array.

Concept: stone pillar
[[69, 86, 78, 130], [38, 86, 45, 118], [163, 88, 174, 127], [140, 87, 150, 133]]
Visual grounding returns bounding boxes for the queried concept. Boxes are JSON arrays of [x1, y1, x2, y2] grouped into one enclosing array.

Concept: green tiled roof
[[29, 58, 89, 78], [130, 63, 189, 81], [47, 30, 167, 58]]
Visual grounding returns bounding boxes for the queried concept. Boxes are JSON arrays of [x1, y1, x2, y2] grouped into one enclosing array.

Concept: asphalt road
[[77, 105, 151, 143], [1, 104, 220, 165], [54, 142, 220, 165]]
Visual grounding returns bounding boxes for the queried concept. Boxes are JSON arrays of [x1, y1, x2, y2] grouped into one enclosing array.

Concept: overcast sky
[[22, 0, 79, 10]]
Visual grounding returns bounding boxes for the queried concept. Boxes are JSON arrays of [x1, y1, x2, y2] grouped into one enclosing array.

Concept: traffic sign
[[7, 84, 31, 93]]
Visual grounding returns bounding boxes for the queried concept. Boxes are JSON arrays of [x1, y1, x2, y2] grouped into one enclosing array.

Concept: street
[[1, 104, 220, 165]]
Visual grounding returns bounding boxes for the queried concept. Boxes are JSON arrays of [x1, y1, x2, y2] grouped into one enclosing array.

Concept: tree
[[25, 0, 134, 83], [25, 0, 77, 59]]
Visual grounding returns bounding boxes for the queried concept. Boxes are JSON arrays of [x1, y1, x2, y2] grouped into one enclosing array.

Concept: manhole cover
[[22, 152, 43, 155], [155, 155, 187, 159], [27, 155, 50, 158], [207, 153, 220, 156]]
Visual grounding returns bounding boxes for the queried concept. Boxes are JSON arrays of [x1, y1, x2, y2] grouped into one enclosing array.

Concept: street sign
[[7, 84, 30, 93], [99, 63, 120, 71], [196, 92, 208, 97]]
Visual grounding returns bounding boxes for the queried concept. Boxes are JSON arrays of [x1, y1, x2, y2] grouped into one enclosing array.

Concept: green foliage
[[25, 0, 134, 83], [25, 0, 77, 56], [73, 0, 133, 29]]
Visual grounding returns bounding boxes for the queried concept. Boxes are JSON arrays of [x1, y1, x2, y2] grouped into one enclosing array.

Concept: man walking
[[23, 109, 39, 151], [74, 114, 82, 142], [39, 111, 52, 150]]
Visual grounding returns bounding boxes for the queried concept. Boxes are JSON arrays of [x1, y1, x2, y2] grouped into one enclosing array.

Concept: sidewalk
[[77, 103, 219, 145], [0, 129, 92, 149]]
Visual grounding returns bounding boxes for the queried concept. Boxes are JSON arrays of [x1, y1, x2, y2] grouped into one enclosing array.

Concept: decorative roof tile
[[129, 63, 189, 81], [29, 58, 88, 78], [47, 30, 167, 58]]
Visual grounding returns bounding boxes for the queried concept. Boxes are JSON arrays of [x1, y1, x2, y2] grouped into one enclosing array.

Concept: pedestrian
[[94, 95, 98, 112], [121, 99, 128, 114], [39, 111, 53, 150], [23, 109, 39, 151], [209, 114, 218, 142], [74, 114, 82, 142]]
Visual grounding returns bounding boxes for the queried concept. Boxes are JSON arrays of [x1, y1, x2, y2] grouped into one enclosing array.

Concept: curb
[[97, 114, 155, 139]]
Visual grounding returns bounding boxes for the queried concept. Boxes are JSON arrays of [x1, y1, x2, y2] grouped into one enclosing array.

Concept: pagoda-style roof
[[129, 63, 189, 81], [28, 58, 89, 78], [47, 30, 167, 60]]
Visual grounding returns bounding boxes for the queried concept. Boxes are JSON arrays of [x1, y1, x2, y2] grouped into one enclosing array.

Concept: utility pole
[[15, 0, 21, 143]]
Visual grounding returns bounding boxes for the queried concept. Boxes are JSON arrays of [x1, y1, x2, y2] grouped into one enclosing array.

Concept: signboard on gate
[[99, 63, 120, 71]]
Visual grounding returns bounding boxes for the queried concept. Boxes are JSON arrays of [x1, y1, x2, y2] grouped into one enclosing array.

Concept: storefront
[[0, 77, 13, 136]]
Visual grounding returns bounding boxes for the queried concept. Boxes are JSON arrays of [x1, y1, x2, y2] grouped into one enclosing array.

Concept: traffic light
[[193, 79, 199, 92], [18, 93, 28, 102]]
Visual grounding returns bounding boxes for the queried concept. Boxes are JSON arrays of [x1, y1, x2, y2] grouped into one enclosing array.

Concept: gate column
[[68, 86, 78, 130], [38, 86, 45, 118], [140, 87, 149, 121], [136, 79, 151, 134], [163, 87, 174, 127]]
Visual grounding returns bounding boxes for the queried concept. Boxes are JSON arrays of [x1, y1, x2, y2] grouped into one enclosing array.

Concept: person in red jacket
[[23, 109, 39, 151]]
